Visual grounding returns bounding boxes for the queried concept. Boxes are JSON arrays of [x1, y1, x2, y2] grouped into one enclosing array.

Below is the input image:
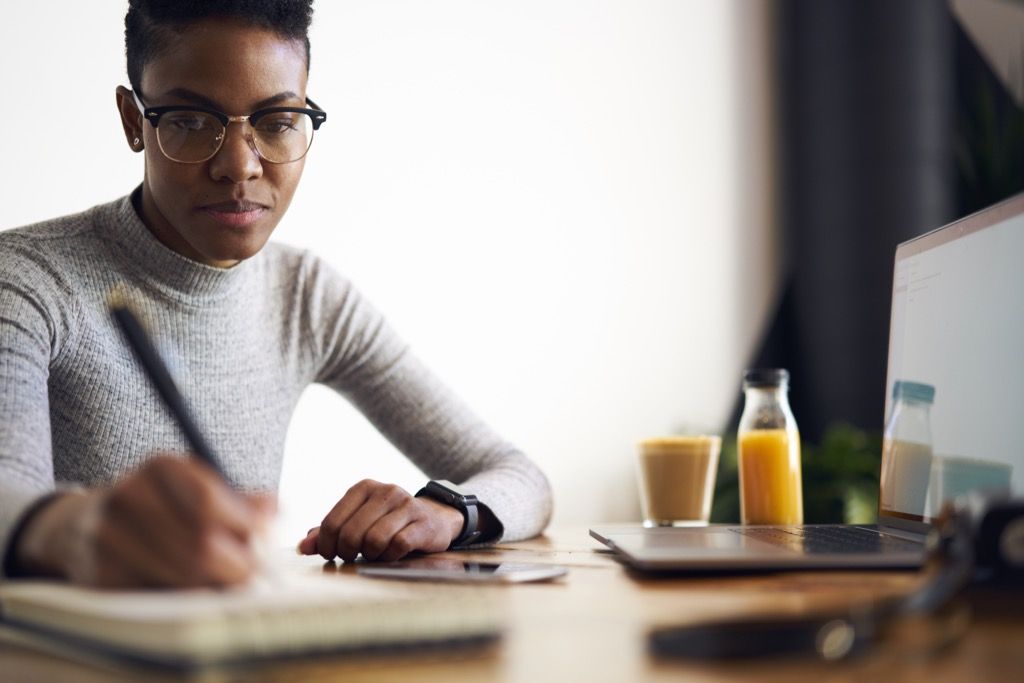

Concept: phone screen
[[357, 560, 568, 583]]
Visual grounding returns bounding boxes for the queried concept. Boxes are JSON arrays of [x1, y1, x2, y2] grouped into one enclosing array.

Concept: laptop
[[591, 193, 1024, 571]]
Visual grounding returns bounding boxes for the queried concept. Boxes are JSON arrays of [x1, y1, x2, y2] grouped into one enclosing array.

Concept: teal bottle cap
[[893, 380, 935, 404]]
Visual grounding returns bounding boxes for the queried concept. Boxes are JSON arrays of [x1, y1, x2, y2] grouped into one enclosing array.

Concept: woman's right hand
[[12, 455, 273, 588]]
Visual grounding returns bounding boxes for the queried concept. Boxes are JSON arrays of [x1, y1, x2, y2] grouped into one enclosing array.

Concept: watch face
[[435, 480, 464, 495], [428, 481, 477, 506], [417, 483, 477, 509]]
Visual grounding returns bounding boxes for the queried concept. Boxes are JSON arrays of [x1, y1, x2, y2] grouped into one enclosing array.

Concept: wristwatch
[[415, 480, 482, 548]]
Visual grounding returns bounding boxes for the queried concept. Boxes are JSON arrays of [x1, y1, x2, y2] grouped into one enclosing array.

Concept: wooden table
[[2, 526, 1022, 682]]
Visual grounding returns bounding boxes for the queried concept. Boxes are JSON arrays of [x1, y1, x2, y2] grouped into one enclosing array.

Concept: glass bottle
[[737, 368, 803, 525], [879, 381, 935, 517]]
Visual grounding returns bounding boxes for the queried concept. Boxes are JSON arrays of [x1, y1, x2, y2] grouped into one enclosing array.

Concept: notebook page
[[0, 573, 500, 665]]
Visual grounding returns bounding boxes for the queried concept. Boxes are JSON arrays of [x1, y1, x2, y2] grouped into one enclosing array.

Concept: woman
[[0, 0, 551, 588]]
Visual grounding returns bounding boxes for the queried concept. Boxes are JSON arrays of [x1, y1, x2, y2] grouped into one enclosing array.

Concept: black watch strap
[[415, 480, 481, 548]]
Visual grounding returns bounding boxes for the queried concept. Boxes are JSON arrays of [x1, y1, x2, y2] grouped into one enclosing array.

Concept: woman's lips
[[199, 200, 269, 228]]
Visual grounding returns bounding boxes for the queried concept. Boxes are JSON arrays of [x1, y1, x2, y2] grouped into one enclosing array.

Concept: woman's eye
[[167, 115, 210, 132], [258, 118, 299, 134]]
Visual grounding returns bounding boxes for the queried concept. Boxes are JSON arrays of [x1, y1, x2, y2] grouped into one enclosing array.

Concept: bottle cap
[[743, 368, 790, 388], [893, 380, 935, 404]]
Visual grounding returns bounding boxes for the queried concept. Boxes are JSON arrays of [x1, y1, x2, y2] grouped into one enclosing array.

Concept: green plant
[[710, 423, 881, 524]]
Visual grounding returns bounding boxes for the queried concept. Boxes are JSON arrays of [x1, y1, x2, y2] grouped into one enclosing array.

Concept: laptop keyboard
[[730, 525, 925, 555]]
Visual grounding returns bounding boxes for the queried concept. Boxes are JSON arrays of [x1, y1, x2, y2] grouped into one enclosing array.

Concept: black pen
[[109, 290, 281, 582], [108, 290, 229, 484]]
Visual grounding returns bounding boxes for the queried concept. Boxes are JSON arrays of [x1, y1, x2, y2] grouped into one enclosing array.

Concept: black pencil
[[108, 291, 229, 483]]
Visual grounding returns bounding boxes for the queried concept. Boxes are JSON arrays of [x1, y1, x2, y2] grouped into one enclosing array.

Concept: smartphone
[[357, 560, 568, 583]]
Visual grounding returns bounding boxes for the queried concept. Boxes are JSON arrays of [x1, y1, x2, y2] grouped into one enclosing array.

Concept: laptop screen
[[880, 194, 1024, 526]]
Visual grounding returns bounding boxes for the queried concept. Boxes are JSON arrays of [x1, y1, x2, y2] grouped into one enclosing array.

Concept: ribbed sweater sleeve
[[0, 242, 64, 563]]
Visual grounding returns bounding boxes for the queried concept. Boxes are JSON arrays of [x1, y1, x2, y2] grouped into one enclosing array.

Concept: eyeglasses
[[133, 92, 327, 164]]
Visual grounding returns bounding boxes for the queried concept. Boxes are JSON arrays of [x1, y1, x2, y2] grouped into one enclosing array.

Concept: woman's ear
[[115, 86, 145, 152]]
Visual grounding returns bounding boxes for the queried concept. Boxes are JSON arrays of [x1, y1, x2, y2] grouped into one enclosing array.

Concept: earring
[[133, 137, 141, 148]]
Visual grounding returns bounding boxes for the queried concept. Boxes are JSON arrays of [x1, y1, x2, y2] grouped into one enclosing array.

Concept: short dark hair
[[125, 0, 314, 97]]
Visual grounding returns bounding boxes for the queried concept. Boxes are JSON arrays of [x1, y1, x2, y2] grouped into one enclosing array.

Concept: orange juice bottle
[[737, 369, 803, 525]]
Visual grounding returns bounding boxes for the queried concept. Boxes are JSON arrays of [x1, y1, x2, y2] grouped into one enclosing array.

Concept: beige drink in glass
[[636, 436, 721, 527]]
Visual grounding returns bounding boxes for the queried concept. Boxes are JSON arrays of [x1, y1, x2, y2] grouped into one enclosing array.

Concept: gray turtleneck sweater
[[0, 192, 552, 574]]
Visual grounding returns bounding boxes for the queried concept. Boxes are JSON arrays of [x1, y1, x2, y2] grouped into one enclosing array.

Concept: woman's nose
[[208, 122, 263, 183]]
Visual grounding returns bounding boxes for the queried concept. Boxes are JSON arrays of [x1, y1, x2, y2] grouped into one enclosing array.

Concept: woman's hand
[[13, 455, 273, 588], [297, 479, 465, 562]]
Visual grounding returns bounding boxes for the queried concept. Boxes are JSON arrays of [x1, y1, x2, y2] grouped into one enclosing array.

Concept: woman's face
[[116, 18, 310, 268]]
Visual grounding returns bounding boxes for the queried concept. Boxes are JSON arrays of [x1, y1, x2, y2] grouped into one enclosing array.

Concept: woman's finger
[[332, 484, 411, 562], [360, 510, 418, 561]]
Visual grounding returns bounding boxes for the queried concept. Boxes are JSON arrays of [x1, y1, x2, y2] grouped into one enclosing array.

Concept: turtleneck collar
[[94, 188, 257, 305]]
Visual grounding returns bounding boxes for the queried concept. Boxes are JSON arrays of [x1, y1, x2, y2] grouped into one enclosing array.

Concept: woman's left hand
[[297, 479, 465, 562]]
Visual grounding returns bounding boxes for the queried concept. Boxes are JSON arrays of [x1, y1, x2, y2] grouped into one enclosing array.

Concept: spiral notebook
[[0, 572, 500, 670]]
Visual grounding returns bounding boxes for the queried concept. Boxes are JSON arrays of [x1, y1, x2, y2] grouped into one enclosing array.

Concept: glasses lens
[[156, 111, 224, 162], [252, 112, 315, 163]]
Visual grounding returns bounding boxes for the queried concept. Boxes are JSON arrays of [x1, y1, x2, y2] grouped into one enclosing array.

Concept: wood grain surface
[[2, 526, 1021, 683]]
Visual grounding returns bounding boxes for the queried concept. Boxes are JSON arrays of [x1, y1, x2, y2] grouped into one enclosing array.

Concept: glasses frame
[[132, 91, 327, 164]]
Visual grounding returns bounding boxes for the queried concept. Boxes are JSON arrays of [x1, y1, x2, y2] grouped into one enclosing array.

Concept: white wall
[[0, 2, 777, 542]]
